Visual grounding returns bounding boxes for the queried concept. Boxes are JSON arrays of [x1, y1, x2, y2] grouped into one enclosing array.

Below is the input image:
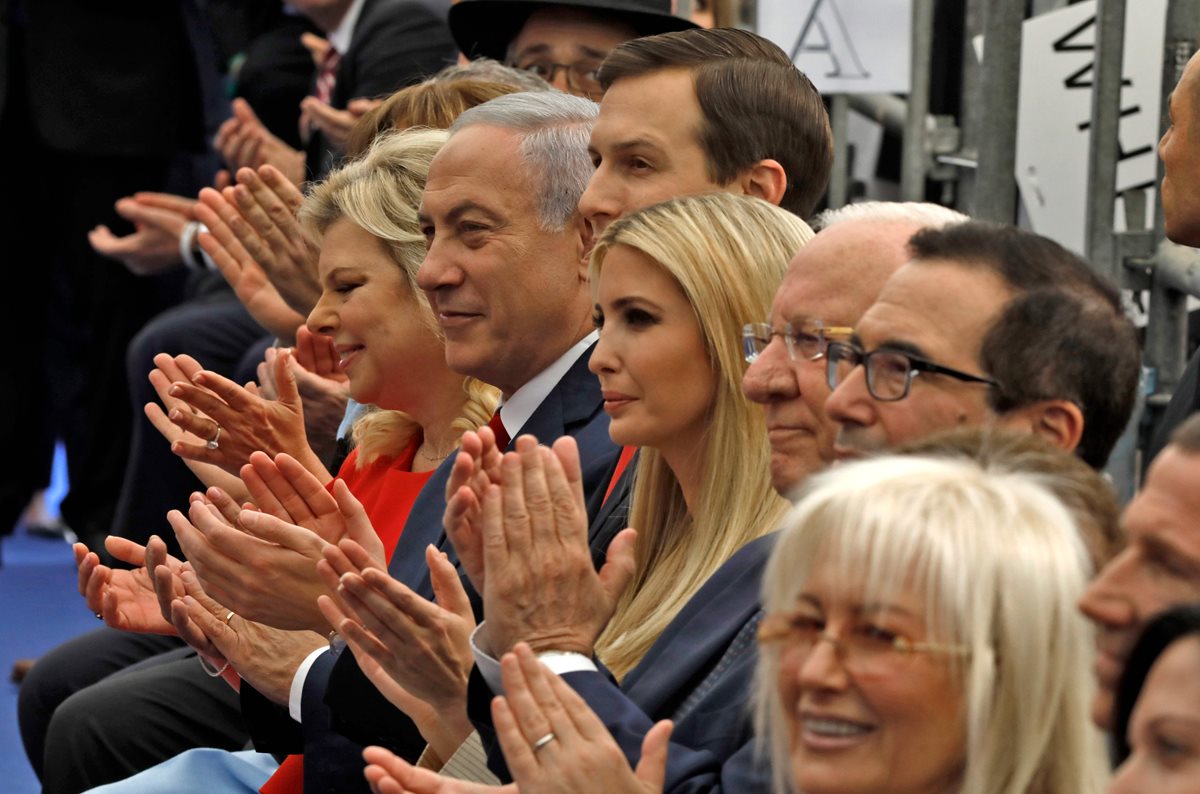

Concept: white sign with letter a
[[757, 0, 913, 94]]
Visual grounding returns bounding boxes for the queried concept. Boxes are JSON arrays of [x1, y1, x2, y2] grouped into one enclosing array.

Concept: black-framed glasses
[[510, 60, 603, 97], [743, 320, 854, 365], [824, 340, 1001, 402], [757, 612, 969, 677]]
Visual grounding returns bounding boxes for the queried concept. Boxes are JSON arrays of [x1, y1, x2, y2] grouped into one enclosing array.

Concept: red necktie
[[315, 47, 341, 105], [487, 411, 510, 450], [259, 755, 301, 794]]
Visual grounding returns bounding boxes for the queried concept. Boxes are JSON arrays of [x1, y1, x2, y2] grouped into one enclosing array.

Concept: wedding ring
[[223, 610, 235, 625], [531, 732, 556, 752], [207, 426, 222, 450]]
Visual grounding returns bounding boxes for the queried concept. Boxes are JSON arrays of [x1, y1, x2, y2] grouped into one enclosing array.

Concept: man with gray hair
[[214, 91, 626, 792]]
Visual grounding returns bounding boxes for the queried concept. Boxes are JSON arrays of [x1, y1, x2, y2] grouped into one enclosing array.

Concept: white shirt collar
[[327, 0, 367, 55], [498, 330, 599, 442]]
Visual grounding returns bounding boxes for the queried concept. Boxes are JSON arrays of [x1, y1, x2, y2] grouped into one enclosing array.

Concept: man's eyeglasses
[[511, 60, 603, 97], [757, 612, 969, 677], [743, 321, 853, 365], [824, 340, 1000, 402]]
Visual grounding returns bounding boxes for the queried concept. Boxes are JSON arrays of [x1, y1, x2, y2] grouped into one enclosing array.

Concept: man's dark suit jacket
[[306, 0, 456, 179], [6, 0, 207, 157], [241, 344, 624, 792], [469, 531, 779, 792], [1146, 347, 1200, 468]]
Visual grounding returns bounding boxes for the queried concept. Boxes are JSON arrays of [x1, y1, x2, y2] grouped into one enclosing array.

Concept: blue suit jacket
[[241, 344, 623, 792], [469, 531, 778, 792]]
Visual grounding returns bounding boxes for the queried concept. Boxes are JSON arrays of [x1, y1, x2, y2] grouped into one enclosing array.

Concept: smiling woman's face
[[1110, 636, 1200, 794], [775, 561, 968, 794]]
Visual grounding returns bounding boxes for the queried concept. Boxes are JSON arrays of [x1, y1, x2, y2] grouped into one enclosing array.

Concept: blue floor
[[0, 526, 99, 793], [1, 446, 93, 793]]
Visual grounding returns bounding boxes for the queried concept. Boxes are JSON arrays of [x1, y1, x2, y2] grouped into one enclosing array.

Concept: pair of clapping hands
[[91, 155, 320, 343], [353, 430, 663, 793], [143, 327, 347, 499], [363, 644, 672, 794], [72, 453, 370, 699]]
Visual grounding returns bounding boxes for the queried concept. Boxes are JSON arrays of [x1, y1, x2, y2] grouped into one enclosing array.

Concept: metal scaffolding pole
[[954, 0, 987, 212], [972, 0, 1024, 222], [1082, 0, 1128, 285], [827, 94, 850, 208], [900, 0, 935, 200]]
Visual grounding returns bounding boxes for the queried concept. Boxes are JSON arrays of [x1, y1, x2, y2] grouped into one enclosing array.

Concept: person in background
[[447, 0, 695, 98], [1108, 603, 1200, 792], [1080, 413, 1200, 732]]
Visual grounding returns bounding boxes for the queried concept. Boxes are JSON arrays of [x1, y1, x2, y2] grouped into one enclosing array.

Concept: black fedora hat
[[449, 0, 698, 62]]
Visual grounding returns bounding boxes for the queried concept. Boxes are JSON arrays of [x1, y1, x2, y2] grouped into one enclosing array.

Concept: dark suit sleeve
[[572, 670, 769, 793], [341, 0, 455, 101], [241, 682, 302, 754], [1145, 347, 1200, 467]]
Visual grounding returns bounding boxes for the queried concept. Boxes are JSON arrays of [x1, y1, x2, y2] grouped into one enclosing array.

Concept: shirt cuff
[[439, 732, 501, 783], [470, 623, 505, 694], [536, 650, 598, 675], [289, 647, 329, 722], [470, 622, 598, 696]]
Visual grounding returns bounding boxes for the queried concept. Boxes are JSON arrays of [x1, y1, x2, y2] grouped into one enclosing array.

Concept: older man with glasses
[[741, 201, 969, 496], [824, 220, 1140, 472]]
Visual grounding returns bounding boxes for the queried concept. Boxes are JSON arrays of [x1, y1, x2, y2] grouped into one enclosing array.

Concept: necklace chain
[[416, 441, 454, 463]]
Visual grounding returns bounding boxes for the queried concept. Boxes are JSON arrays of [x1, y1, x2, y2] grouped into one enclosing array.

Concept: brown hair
[[908, 221, 1141, 470], [345, 79, 523, 156], [897, 427, 1124, 570], [598, 28, 832, 218]]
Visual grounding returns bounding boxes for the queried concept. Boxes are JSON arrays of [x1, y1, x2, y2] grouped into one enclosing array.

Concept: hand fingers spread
[[598, 528, 638, 607], [540, 445, 585, 546], [491, 697, 540, 780], [257, 165, 305, 213], [356, 568, 441, 631], [425, 545, 473, 619], [498, 646, 560, 748], [332, 479, 380, 558], [510, 644, 575, 742], [244, 452, 316, 525], [239, 509, 325, 556], [144, 401, 185, 446], [499, 453, 532, 557], [635, 720, 675, 789]]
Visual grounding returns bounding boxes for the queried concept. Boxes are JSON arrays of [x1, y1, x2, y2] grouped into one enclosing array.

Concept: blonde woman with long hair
[[587, 193, 811, 681], [756, 453, 1108, 794]]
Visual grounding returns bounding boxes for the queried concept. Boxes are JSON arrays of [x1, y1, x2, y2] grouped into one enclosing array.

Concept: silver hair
[[431, 57, 554, 93], [450, 92, 599, 231], [813, 200, 969, 232]]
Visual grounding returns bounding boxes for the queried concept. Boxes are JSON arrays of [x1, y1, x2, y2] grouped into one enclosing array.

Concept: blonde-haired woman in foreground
[[756, 452, 1109, 794]]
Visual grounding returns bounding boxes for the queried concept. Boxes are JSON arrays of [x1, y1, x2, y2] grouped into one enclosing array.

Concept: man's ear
[[572, 211, 593, 280], [997, 400, 1085, 453], [738, 159, 788, 207]]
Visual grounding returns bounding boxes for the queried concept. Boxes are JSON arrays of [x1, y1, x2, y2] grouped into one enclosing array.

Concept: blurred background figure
[[448, 0, 694, 98], [1109, 603, 1200, 793]]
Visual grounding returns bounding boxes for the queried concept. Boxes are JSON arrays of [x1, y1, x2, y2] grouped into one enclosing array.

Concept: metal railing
[[745, 0, 1200, 496]]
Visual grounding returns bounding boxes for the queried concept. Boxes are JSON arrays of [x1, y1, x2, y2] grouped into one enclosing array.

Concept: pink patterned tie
[[315, 47, 341, 104]]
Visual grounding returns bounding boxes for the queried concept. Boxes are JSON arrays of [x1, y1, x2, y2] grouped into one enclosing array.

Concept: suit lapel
[[620, 533, 777, 716]]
